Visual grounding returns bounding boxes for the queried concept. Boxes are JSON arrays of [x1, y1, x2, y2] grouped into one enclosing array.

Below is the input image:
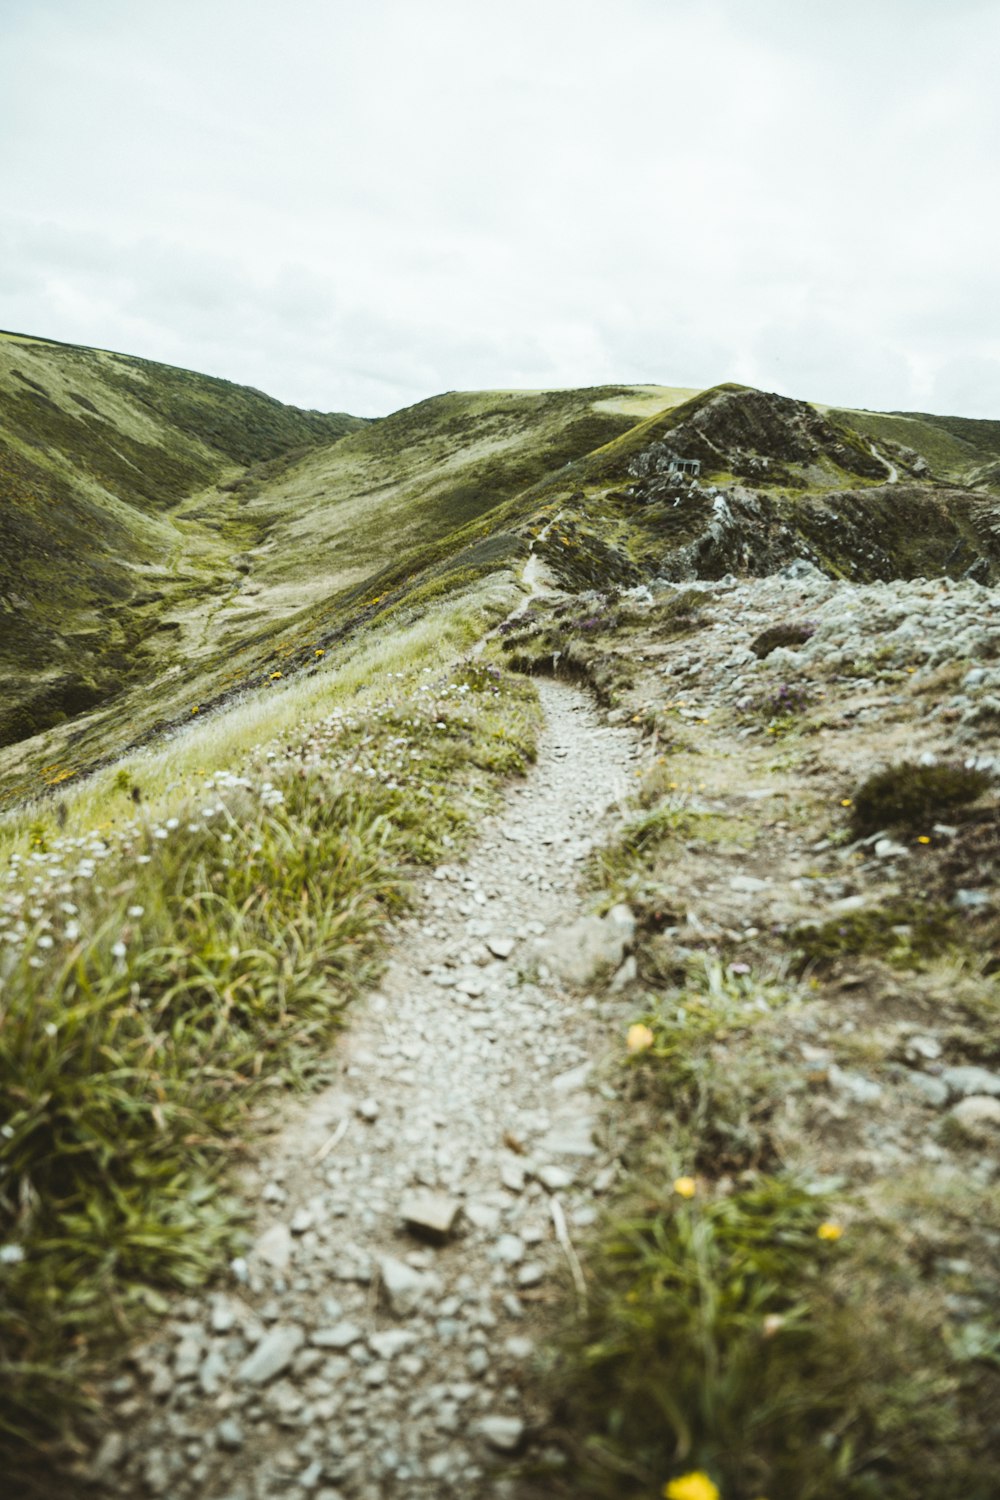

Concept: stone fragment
[[400, 1189, 461, 1241], [540, 1115, 598, 1156], [290, 1207, 314, 1234], [729, 874, 770, 893], [198, 1348, 228, 1396], [368, 1329, 415, 1360], [487, 935, 516, 959], [173, 1334, 203, 1381], [943, 1065, 1000, 1100], [906, 1071, 950, 1107], [948, 1095, 1000, 1142], [358, 1097, 380, 1121], [465, 1201, 502, 1231], [538, 905, 634, 987], [254, 1222, 293, 1272], [236, 1324, 304, 1385], [499, 1156, 526, 1193], [143, 1449, 172, 1495], [90, 1431, 125, 1477], [492, 1234, 525, 1265], [904, 1035, 942, 1062], [827, 1063, 883, 1104], [378, 1255, 429, 1316], [534, 1162, 574, 1192], [475, 1415, 525, 1453], [216, 1418, 245, 1451], [210, 1294, 239, 1334], [517, 1262, 545, 1288], [310, 1321, 363, 1350], [504, 1335, 535, 1361], [551, 1061, 592, 1093]]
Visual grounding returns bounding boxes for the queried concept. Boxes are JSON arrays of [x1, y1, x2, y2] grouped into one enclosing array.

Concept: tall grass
[[0, 593, 538, 1481]]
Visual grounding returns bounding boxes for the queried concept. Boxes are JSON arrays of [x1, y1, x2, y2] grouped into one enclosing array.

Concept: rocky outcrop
[[629, 387, 887, 486]]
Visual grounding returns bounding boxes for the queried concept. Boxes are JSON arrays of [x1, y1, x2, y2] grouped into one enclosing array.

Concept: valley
[[1, 332, 999, 1499]]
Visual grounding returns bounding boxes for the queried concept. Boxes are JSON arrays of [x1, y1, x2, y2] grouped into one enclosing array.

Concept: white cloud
[[1, 0, 998, 417]]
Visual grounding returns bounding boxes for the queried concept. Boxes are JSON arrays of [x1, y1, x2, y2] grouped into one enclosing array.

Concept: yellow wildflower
[[626, 1023, 655, 1054], [840, 798, 852, 807], [916, 835, 931, 844], [673, 1176, 697, 1199], [817, 1221, 843, 1241], [663, 1472, 720, 1500]]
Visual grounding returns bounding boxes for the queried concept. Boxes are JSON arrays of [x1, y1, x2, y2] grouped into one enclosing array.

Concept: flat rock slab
[[400, 1189, 461, 1241], [236, 1324, 304, 1385]]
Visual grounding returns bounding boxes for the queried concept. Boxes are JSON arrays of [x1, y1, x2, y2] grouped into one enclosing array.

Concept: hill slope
[[0, 344, 697, 807]]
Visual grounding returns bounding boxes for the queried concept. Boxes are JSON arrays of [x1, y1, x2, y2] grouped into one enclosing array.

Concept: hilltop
[[1, 335, 999, 1500]]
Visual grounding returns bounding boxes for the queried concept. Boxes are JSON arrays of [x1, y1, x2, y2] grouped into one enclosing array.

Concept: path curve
[[867, 440, 899, 484], [92, 680, 641, 1500]]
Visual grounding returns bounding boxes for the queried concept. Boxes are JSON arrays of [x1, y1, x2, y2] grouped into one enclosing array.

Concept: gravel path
[[95, 679, 642, 1500]]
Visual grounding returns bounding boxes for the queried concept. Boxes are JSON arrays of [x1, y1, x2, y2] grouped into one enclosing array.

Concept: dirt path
[[94, 679, 642, 1500], [867, 439, 899, 483]]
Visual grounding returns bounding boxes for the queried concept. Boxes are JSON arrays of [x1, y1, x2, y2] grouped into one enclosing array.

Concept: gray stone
[[943, 1066, 1000, 1099], [540, 1115, 598, 1156], [290, 1207, 314, 1234], [828, 1063, 883, 1105], [310, 1321, 363, 1350], [216, 1418, 245, 1450], [534, 1163, 574, 1192], [475, 1415, 525, 1453], [904, 1035, 942, 1062], [539, 905, 634, 987], [493, 1234, 525, 1265], [499, 1158, 526, 1193], [89, 1431, 125, 1477], [874, 838, 909, 859], [254, 1222, 293, 1272], [358, 1097, 380, 1121], [729, 874, 770, 893], [504, 1335, 535, 1361], [198, 1348, 228, 1396], [948, 1095, 1000, 1141], [906, 1071, 950, 1107], [466, 1200, 502, 1230], [210, 1294, 240, 1334], [487, 935, 516, 959], [400, 1189, 461, 1241], [378, 1255, 429, 1316], [368, 1329, 415, 1360], [517, 1262, 545, 1288], [551, 1061, 592, 1093], [143, 1450, 173, 1495], [236, 1325, 304, 1385], [173, 1334, 203, 1381]]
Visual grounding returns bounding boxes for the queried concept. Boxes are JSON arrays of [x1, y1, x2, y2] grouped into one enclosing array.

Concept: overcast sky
[[2, 0, 998, 418]]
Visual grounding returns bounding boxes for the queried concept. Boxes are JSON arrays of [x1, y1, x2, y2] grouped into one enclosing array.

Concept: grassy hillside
[[0, 331, 364, 758], [0, 348, 698, 811]]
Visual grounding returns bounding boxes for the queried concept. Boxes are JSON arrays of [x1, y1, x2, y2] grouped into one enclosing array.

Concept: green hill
[[0, 336, 700, 807]]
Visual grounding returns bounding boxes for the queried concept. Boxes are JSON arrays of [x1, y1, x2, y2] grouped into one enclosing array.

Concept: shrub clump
[[850, 760, 992, 836], [751, 621, 816, 658]]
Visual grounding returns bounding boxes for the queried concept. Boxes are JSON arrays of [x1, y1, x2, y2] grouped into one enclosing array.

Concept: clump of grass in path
[[848, 759, 992, 836]]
